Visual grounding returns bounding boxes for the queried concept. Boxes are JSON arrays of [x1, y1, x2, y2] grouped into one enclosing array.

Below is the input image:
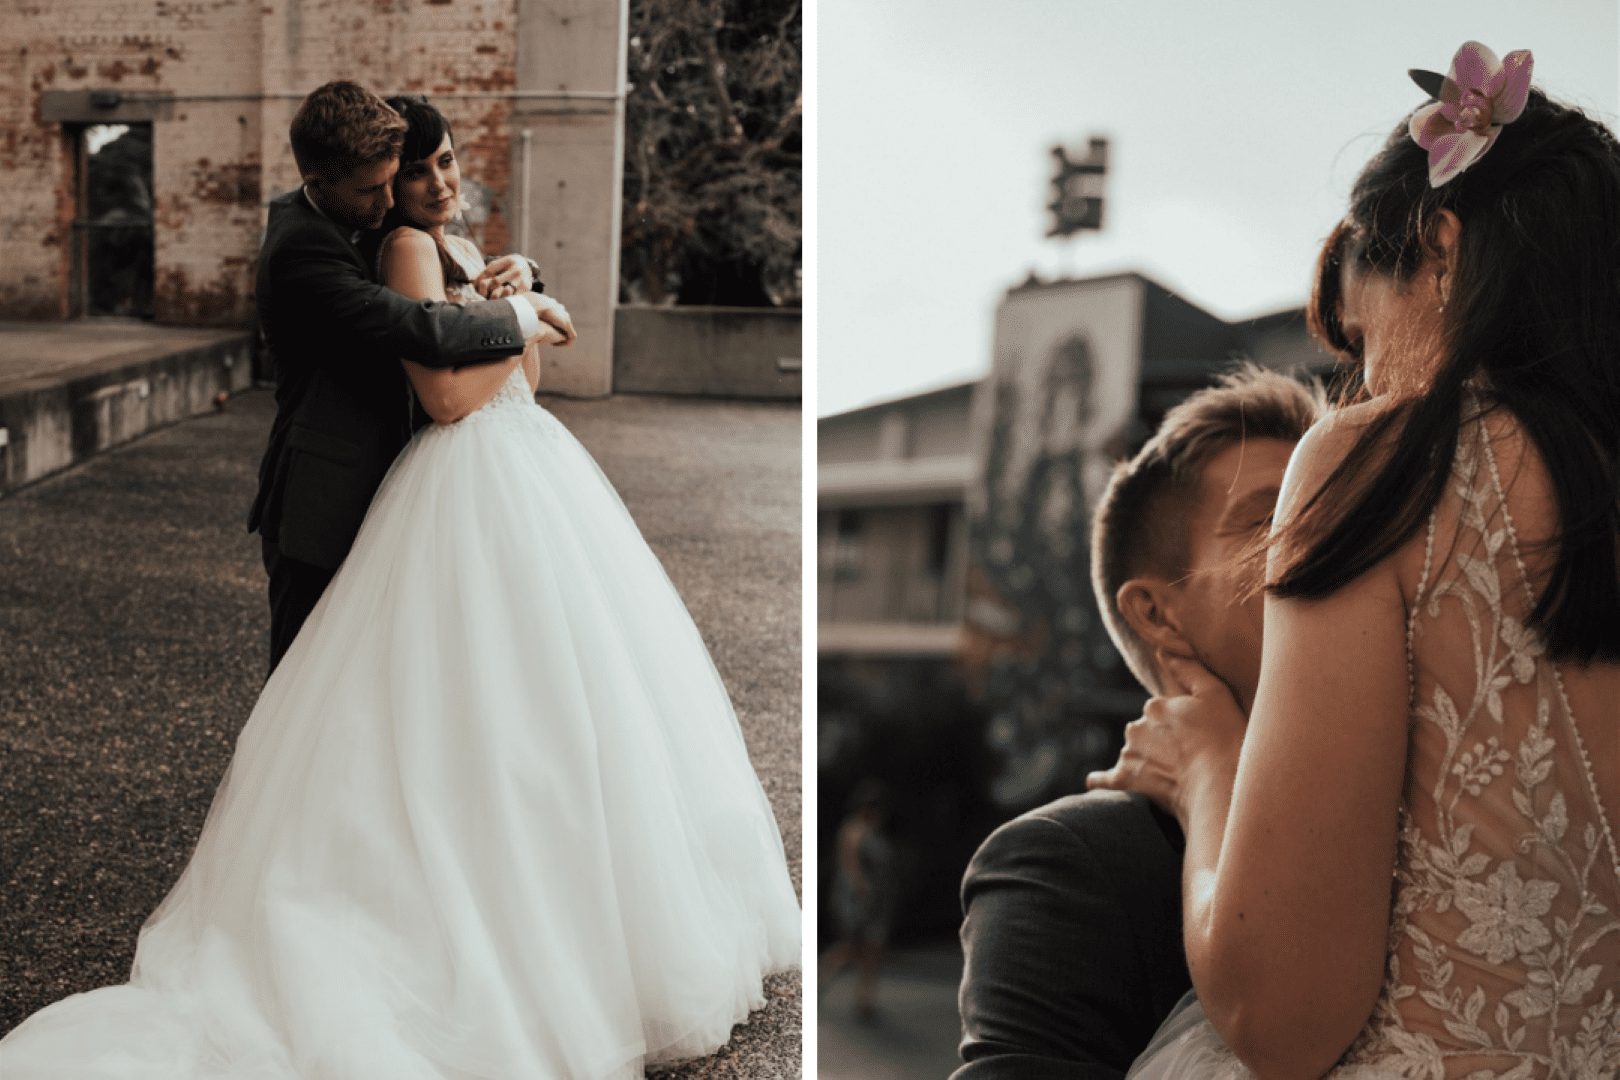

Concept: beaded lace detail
[[442, 241, 540, 421], [379, 229, 543, 426], [1339, 401, 1620, 1078]]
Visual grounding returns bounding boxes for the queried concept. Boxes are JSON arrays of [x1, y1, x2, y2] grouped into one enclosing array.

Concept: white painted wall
[[971, 274, 1145, 520]]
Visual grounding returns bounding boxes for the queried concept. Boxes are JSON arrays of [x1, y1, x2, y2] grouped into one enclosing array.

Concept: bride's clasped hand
[[1087, 650, 1246, 829]]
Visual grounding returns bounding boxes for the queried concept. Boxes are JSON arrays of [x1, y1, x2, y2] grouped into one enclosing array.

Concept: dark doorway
[[72, 123, 155, 318]]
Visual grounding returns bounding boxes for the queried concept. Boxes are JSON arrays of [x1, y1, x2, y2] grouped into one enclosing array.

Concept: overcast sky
[[816, 0, 1620, 415]]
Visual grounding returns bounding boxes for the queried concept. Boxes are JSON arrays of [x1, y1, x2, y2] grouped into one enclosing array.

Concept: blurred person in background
[[824, 779, 900, 1021]]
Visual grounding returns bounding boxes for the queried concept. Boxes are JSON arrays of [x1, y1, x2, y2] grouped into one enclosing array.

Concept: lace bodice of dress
[[1340, 399, 1620, 1078], [380, 228, 538, 418]]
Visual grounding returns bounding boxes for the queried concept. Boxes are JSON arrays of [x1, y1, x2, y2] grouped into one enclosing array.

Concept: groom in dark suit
[[954, 367, 1322, 1079], [249, 81, 571, 671]]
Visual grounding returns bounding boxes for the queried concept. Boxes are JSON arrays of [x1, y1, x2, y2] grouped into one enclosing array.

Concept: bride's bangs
[[389, 95, 453, 164]]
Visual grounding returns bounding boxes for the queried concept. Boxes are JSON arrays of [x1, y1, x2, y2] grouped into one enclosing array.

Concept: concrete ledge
[[613, 305, 801, 399], [818, 455, 974, 506], [817, 620, 963, 657], [0, 329, 253, 494]]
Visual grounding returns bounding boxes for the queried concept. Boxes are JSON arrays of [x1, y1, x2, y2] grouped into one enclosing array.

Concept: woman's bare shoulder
[[378, 226, 440, 271], [380, 226, 436, 258], [1307, 397, 1392, 450], [378, 227, 447, 296], [1277, 398, 1394, 515]]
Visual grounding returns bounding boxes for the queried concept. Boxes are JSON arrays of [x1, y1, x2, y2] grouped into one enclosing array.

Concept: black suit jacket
[[954, 790, 1191, 1080], [248, 189, 528, 569]]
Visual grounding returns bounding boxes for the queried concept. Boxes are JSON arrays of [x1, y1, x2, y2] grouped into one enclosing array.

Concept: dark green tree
[[621, 0, 801, 307]]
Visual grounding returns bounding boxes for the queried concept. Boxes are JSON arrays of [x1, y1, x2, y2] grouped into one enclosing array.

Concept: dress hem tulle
[[0, 369, 802, 1080]]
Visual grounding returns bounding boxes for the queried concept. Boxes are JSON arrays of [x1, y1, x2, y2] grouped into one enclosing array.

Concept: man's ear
[[1115, 578, 1197, 659]]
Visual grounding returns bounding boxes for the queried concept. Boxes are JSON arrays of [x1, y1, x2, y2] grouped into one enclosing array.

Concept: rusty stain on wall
[[192, 159, 262, 206], [154, 266, 249, 324]]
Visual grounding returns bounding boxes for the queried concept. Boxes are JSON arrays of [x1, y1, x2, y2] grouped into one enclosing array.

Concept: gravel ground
[[0, 388, 803, 1077]]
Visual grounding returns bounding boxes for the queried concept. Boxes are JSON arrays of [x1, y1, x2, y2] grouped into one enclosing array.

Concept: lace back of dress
[[1348, 402, 1620, 1077]]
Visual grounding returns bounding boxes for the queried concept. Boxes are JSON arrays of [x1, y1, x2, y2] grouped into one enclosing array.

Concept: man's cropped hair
[[1090, 364, 1323, 693], [290, 81, 409, 181]]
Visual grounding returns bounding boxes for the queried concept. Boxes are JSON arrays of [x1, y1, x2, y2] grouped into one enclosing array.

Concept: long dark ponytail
[[1274, 89, 1620, 663]]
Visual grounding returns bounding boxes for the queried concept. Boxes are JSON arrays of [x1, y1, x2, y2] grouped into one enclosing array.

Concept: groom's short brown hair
[[289, 81, 408, 181], [1090, 364, 1322, 692]]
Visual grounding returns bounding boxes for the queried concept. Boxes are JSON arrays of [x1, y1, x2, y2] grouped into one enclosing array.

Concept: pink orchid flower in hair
[[1408, 40, 1533, 187]]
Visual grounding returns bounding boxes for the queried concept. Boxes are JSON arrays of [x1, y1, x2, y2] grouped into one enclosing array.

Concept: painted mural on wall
[[964, 327, 1143, 810]]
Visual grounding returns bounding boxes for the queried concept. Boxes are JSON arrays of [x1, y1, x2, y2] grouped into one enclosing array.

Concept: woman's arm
[[1092, 416, 1410, 1079], [1189, 418, 1409, 1077], [380, 229, 547, 423], [270, 224, 530, 370]]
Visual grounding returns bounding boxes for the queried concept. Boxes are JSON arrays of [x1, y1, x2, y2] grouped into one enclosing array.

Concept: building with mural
[[817, 269, 1333, 937]]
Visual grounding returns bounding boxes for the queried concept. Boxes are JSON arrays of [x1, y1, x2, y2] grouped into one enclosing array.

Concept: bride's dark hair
[[362, 94, 471, 290], [1275, 88, 1620, 663], [388, 94, 453, 166]]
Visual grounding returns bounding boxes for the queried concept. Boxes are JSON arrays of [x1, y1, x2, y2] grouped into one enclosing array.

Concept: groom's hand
[[517, 293, 576, 346], [475, 254, 535, 299]]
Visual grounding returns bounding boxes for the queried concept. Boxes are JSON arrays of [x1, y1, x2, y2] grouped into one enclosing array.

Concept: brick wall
[[1, 0, 519, 327]]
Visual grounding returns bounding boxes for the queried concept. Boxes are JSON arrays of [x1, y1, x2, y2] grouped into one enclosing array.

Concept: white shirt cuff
[[504, 294, 542, 341]]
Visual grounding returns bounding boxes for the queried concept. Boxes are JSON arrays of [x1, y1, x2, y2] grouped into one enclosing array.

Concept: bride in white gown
[[1095, 45, 1618, 1080], [0, 96, 801, 1080]]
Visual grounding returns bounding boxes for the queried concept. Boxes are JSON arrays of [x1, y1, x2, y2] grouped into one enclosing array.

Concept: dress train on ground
[[0, 371, 801, 1079]]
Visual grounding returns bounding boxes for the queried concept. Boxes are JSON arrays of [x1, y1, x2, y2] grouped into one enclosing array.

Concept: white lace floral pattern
[[1340, 404, 1620, 1079], [415, 234, 550, 431]]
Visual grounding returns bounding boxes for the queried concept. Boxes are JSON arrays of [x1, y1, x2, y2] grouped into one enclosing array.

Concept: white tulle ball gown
[[0, 366, 802, 1079]]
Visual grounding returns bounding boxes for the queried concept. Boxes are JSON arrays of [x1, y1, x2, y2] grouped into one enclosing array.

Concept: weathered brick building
[[2, 0, 626, 395]]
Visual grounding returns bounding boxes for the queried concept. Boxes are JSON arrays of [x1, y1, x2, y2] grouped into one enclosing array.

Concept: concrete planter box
[[0, 332, 253, 494], [613, 305, 801, 400]]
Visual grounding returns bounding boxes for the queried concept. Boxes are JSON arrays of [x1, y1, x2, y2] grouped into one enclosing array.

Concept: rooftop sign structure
[[1045, 136, 1109, 238]]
